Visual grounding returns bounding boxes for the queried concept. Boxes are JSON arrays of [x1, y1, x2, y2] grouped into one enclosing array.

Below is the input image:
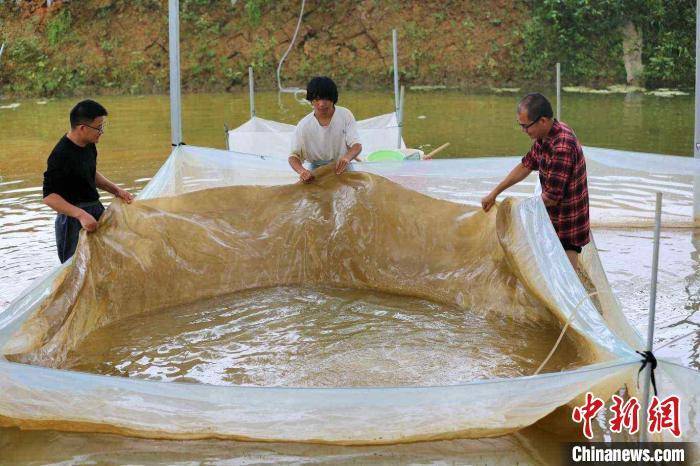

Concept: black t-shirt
[[43, 135, 99, 205]]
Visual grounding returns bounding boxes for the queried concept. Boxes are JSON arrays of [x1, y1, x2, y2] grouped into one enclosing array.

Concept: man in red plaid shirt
[[481, 93, 590, 268]]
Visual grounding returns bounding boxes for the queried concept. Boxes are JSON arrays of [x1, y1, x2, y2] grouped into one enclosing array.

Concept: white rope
[[276, 0, 305, 94], [534, 290, 603, 375], [293, 88, 310, 106], [532, 281, 696, 374]]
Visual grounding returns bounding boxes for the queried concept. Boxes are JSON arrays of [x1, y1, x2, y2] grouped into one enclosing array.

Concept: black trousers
[[55, 201, 105, 263]]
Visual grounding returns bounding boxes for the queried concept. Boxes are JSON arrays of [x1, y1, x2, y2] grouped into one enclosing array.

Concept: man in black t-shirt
[[43, 99, 134, 263]]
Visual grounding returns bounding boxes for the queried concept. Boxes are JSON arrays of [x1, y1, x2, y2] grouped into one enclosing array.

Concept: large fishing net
[[1, 139, 698, 444]]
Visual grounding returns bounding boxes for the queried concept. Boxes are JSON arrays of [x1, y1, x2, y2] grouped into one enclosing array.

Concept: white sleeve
[[290, 123, 304, 160], [344, 110, 361, 148]]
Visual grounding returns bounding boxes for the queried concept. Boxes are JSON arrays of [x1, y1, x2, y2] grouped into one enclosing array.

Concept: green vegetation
[[521, 0, 695, 88], [46, 8, 71, 47], [244, 0, 274, 27], [642, 1, 695, 87], [0, 0, 694, 98]]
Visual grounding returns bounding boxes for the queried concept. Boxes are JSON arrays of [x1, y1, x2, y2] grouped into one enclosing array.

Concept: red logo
[[572, 392, 605, 439], [647, 395, 681, 437], [573, 392, 682, 438], [609, 395, 641, 434]]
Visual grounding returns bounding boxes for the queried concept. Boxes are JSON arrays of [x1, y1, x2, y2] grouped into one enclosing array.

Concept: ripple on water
[[63, 285, 586, 387]]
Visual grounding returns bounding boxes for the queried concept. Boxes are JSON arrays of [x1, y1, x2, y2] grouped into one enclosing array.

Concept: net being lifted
[[0, 145, 698, 443], [229, 111, 699, 227]]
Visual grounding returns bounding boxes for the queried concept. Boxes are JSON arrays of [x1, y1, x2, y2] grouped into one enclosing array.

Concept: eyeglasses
[[82, 123, 105, 134], [518, 116, 541, 130]]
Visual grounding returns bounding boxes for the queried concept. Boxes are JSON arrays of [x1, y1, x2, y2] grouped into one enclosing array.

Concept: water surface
[[63, 285, 584, 387]]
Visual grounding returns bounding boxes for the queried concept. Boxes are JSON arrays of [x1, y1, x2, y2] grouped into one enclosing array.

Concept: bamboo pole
[[424, 142, 450, 159]]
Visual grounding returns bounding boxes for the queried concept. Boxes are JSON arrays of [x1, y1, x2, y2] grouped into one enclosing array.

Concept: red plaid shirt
[[521, 120, 590, 248]]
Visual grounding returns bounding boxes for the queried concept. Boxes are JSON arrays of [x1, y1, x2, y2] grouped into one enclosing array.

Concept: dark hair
[[306, 76, 338, 104], [517, 93, 553, 121], [70, 99, 108, 128]]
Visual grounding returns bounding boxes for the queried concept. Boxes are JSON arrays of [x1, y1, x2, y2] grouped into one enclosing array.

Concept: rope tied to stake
[[636, 350, 658, 397]]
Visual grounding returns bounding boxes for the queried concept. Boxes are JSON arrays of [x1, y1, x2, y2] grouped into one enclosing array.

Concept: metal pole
[[640, 192, 662, 443], [0, 43, 5, 66], [393, 29, 400, 117], [249, 66, 255, 118], [168, 0, 183, 146], [397, 85, 405, 149], [556, 62, 561, 121], [694, 0, 700, 221]]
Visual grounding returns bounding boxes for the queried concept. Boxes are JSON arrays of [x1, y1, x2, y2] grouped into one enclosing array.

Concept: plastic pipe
[[249, 66, 255, 118], [168, 0, 183, 146], [393, 29, 399, 117], [694, 0, 700, 221], [556, 62, 561, 121], [640, 192, 662, 443], [397, 85, 405, 149]]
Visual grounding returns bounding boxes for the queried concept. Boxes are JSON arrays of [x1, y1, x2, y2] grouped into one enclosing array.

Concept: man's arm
[[96, 170, 133, 203], [289, 154, 314, 183], [335, 143, 362, 174], [43, 153, 100, 231], [481, 163, 532, 212], [289, 122, 314, 183], [43, 193, 99, 232], [336, 110, 362, 174]]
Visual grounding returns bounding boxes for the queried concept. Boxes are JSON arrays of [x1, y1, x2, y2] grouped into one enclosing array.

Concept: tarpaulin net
[[0, 145, 698, 444]]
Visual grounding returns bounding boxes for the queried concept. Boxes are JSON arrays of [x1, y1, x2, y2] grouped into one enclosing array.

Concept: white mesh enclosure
[[226, 113, 406, 159]]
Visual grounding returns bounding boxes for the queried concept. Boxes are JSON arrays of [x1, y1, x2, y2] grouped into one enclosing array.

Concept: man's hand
[[115, 187, 134, 204], [335, 154, 352, 175], [481, 193, 497, 212], [77, 210, 99, 232], [299, 168, 315, 183]]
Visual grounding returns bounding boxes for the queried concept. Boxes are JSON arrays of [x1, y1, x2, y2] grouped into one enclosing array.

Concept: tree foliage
[[522, 0, 695, 88]]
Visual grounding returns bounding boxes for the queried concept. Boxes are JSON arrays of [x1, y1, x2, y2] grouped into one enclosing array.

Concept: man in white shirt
[[288, 77, 362, 183]]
